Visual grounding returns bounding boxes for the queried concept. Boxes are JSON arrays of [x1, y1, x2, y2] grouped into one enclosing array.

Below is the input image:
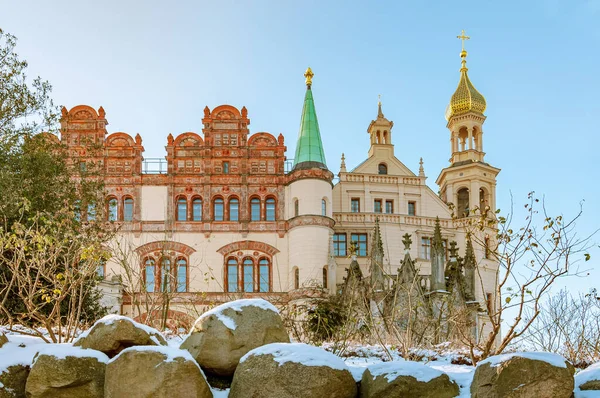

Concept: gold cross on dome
[[457, 30, 470, 51]]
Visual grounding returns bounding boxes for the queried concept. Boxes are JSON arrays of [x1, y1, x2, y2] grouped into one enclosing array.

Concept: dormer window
[[378, 163, 387, 175]]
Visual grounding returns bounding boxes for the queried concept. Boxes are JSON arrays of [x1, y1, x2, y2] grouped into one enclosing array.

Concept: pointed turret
[[463, 236, 476, 301], [370, 217, 385, 291], [292, 68, 327, 171], [398, 233, 417, 284], [430, 217, 446, 291], [367, 96, 394, 156]]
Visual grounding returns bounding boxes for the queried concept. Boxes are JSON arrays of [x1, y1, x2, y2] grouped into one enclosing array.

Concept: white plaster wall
[[286, 179, 332, 219], [287, 225, 331, 287], [140, 186, 168, 221]]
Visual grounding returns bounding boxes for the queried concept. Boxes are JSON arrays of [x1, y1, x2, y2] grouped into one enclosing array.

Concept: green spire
[[292, 68, 327, 171]]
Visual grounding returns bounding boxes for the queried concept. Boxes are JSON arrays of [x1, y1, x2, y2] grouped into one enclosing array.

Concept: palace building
[[60, 44, 500, 333]]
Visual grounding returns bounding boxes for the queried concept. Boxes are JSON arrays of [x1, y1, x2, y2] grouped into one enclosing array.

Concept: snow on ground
[[194, 298, 279, 331]]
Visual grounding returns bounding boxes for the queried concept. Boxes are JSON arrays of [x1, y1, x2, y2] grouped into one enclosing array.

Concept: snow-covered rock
[[105, 345, 213, 398], [576, 362, 600, 391], [25, 344, 108, 398], [0, 339, 45, 397], [74, 314, 167, 358], [471, 352, 575, 398], [360, 360, 460, 398], [180, 298, 289, 377], [230, 343, 356, 398]]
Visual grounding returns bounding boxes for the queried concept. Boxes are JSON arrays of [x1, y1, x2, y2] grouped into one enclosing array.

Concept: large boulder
[[576, 362, 600, 391], [0, 333, 7, 348], [471, 352, 574, 398], [0, 341, 42, 398], [25, 345, 108, 398], [180, 298, 289, 377], [104, 346, 213, 398], [360, 361, 459, 398], [229, 342, 357, 398], [74, 314, 167, 358]]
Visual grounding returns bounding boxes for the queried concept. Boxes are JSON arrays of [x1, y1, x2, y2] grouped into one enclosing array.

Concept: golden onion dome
[[445, 50, 486, 121]]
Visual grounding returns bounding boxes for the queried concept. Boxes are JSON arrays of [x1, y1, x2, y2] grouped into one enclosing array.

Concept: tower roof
[[292, 68, 327, 171], [445, 32, 486, 121]]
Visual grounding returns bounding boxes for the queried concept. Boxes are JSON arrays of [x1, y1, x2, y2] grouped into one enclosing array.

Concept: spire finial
[[304, 67, 314, 88], [457, 29, 470, 72], [340, 153, 347, 172], [377, 94, 384, 118], [419, 157, 425, 177]]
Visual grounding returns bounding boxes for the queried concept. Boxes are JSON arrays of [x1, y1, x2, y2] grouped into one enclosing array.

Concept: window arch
[[123, 197, 134, 221], [243, 258, 254, 292], [229, 197, 239, 221], [321, 199, 327, 216], [144, 258, 156, 293], [259, 258, 270, 293], [323, 266, 328, 289], [176, 197, 187, 221], [250, 197, 261, 221], [107, 197, 118, 222], [176, 258, 187, 292], [457, 188, 470, 218], [213, 197, 224, 221], [227, 258, 238, 292], [266, 197, 276, 221], [294, 267, 300, 289], [192, 197, 202, 221], [294, 198, 299, 217], [378, 163, 388, 175]]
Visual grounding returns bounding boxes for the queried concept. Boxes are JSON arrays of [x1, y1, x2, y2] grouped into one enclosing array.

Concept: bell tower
[[367, 96, 394, 158], [436, 31, 500, 218]]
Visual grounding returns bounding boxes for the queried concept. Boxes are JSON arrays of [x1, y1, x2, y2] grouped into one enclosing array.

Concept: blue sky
[[2, 0, 599, 294]]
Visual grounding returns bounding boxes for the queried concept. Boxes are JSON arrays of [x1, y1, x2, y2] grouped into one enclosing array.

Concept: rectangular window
[[251, 200, 261, 221], [421, 237, 431, 260], [228, 265, 238, 292], [333, 233, 347, 257], [214, 201, 224, 221], [87, 203, 96, 221], [259, 264, 269, 293], [351, 198, 360, 213], [374, 199, 382, 213], [408, 201, 416, 216], [123, 199, 133, 221], [244, 263, 254, 292], [97, 263, 105, 279], [351, 233, 368, 257], [385, 200, 393, 214]]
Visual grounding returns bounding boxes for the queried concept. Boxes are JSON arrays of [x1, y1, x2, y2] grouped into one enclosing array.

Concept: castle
[[59, 43, 500, 335]]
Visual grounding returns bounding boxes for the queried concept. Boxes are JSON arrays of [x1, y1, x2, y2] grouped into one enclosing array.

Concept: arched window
[[266, 198, 276, 221], [160, 258, 171, 292], [192, 198, 202, 221], [243, 258, 254, 292], [323, 266, 328, 289], [145, 258, 156, 293], [378, 163, 388, 175], [214, 198, 224, 221], [457, 188, 470, 218], [177, 197, 187, 221], [227, 258, 238, 292], [229, 198, 239, 221], [259, 259, 270, 293], [321, 199, 327, 216], [250, 198, 261, 221], [107, 198, 118, 222], [294, 267, 299, 289], [294, 199, 299, 217], [87, 203, 96, 221], [123, 197, 133, 222], [176, 258, 187, 292]]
